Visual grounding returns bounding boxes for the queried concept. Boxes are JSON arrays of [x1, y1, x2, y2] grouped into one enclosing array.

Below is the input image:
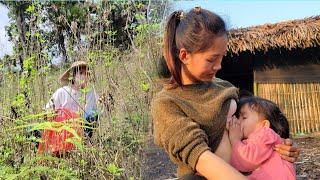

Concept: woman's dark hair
[[163, 7, 227, 86], [236, 96, 290, 138]]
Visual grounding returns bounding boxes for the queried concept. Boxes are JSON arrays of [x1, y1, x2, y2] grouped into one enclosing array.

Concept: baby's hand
[[228, 116, 243, 145]]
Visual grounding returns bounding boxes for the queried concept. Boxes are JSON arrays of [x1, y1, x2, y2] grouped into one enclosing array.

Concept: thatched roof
[[227, 16, 320, 55]]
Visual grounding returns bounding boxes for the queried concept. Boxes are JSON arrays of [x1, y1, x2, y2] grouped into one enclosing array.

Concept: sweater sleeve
[[151, 97, 211, 171], [230, 127, 278, 172]]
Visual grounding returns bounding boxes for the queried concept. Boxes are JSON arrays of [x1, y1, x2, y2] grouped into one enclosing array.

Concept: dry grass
[[228, 16, 320, 54]]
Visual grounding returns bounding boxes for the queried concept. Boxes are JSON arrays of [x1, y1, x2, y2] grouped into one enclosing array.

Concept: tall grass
[[0, 1, 166, 179]]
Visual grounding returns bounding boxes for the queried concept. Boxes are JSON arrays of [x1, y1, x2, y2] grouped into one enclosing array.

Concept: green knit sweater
[[151, 78, 238, 177]]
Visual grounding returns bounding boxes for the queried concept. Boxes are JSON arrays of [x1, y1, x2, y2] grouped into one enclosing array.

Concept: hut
[[217, 16, 320, 135]]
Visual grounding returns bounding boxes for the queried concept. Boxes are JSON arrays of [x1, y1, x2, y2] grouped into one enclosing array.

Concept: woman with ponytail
[[151, 7, 300, 179]]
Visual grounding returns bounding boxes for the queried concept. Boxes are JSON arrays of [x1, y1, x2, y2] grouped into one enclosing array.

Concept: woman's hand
[[275, 138, 301, 163]]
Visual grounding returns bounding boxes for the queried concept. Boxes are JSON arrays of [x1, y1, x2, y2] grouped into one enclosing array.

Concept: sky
[[0, 5, 12, 58], [1, 0, 320, 58], [174, 0, 320, 29]]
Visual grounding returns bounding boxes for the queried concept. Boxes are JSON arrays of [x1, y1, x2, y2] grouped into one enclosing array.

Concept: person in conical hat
[[58, 60, 90, 88], [45, 61, 99, 138]]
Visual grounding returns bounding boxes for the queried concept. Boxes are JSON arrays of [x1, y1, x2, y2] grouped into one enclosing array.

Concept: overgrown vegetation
[[0, 1, 170, 179]]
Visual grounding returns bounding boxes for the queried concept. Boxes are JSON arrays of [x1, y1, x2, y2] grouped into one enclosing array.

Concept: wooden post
[[253, 82, 258, 96]]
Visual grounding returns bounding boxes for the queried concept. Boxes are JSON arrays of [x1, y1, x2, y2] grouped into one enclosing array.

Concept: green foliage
[[3, 166, 78, 180], [140, 82, 150, 92], [12, 93, 26, 108], [107, 163, 124, 177], [25, 4, 35, 13]]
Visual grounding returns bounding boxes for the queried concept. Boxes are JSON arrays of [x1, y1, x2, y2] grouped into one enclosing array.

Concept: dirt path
[[141, 136, 176, 180], [142, 135, 320, 180], [295, 135, 320, 179]]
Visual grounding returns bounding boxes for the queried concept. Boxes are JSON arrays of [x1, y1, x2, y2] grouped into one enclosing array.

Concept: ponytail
[[163, 11, 183, 86]]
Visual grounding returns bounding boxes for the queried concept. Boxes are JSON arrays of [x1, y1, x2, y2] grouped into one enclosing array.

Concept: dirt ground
[[294, 135, 320, 180], [142, 135, 320, 180]]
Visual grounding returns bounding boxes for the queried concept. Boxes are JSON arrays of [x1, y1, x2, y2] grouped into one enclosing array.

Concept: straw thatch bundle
[[228, 16, 320, 55]]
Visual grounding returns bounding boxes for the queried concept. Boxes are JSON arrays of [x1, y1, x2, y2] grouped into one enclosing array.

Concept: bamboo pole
[[302, 83, 310, 133], [273, 83, 277, 105], [316, 83, 320, 132], [288, 83, 294, 134], [306, 83, 314, 132], [265, 83, 269, 100], [301, 83, 307, 133], [310, 83, 317, 132], [313, 83, 320, 131], [313, 83, 318, 132], [305, 84, 311, 133], [282, 84, 288, 132], [262, 83, 267, 99], [260, 83, 265, 99], [283, 83, 292, 134], [296, 84, 305, 132], [258, 83, 263, 98], [300, 83, 308, 133], [277, 83, 281, 108], [269, 83, 273, 102], [265, 83, 268, 99], [292, 83, 300, 134], [253, 82, 258, 96], [261, 83, 264, 98], [296, 83, 302, 133], [294, 83, 299, 134], [272, 83, 275, 103], [287, 83, 294, 134], [269, 83, 273, 101], [290, 83, 297, 134], [277, 83, 280, 105]]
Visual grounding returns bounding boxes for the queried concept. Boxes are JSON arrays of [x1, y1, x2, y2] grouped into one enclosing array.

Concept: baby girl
[[228, 96, 296, 180]]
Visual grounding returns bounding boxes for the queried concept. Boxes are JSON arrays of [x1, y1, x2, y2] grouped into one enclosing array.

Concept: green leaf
[[105, 60, 113, 68], [140, 82, 150, 92], [80, 87, 91, 94], [34, 32, 41, 38], [19, 79, 26, 88], [107, 163, 124, 176], [26, 5, 35, 13], [132, 113, 142, 123]]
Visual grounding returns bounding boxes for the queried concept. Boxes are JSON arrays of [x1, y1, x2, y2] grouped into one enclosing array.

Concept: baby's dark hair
[[236, 96, 290, 138], [163, 7, 227, 86]]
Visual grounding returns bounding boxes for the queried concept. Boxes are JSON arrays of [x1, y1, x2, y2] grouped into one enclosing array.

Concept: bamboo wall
[[255, 82, 320, 135]]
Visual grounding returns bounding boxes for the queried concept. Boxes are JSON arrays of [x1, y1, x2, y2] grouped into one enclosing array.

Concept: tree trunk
[[57, 26, 68, 63], [15, 5, 27, 68]]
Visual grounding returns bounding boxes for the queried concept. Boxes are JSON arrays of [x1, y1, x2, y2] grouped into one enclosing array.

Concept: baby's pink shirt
[[230, 127, 296, 180]]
